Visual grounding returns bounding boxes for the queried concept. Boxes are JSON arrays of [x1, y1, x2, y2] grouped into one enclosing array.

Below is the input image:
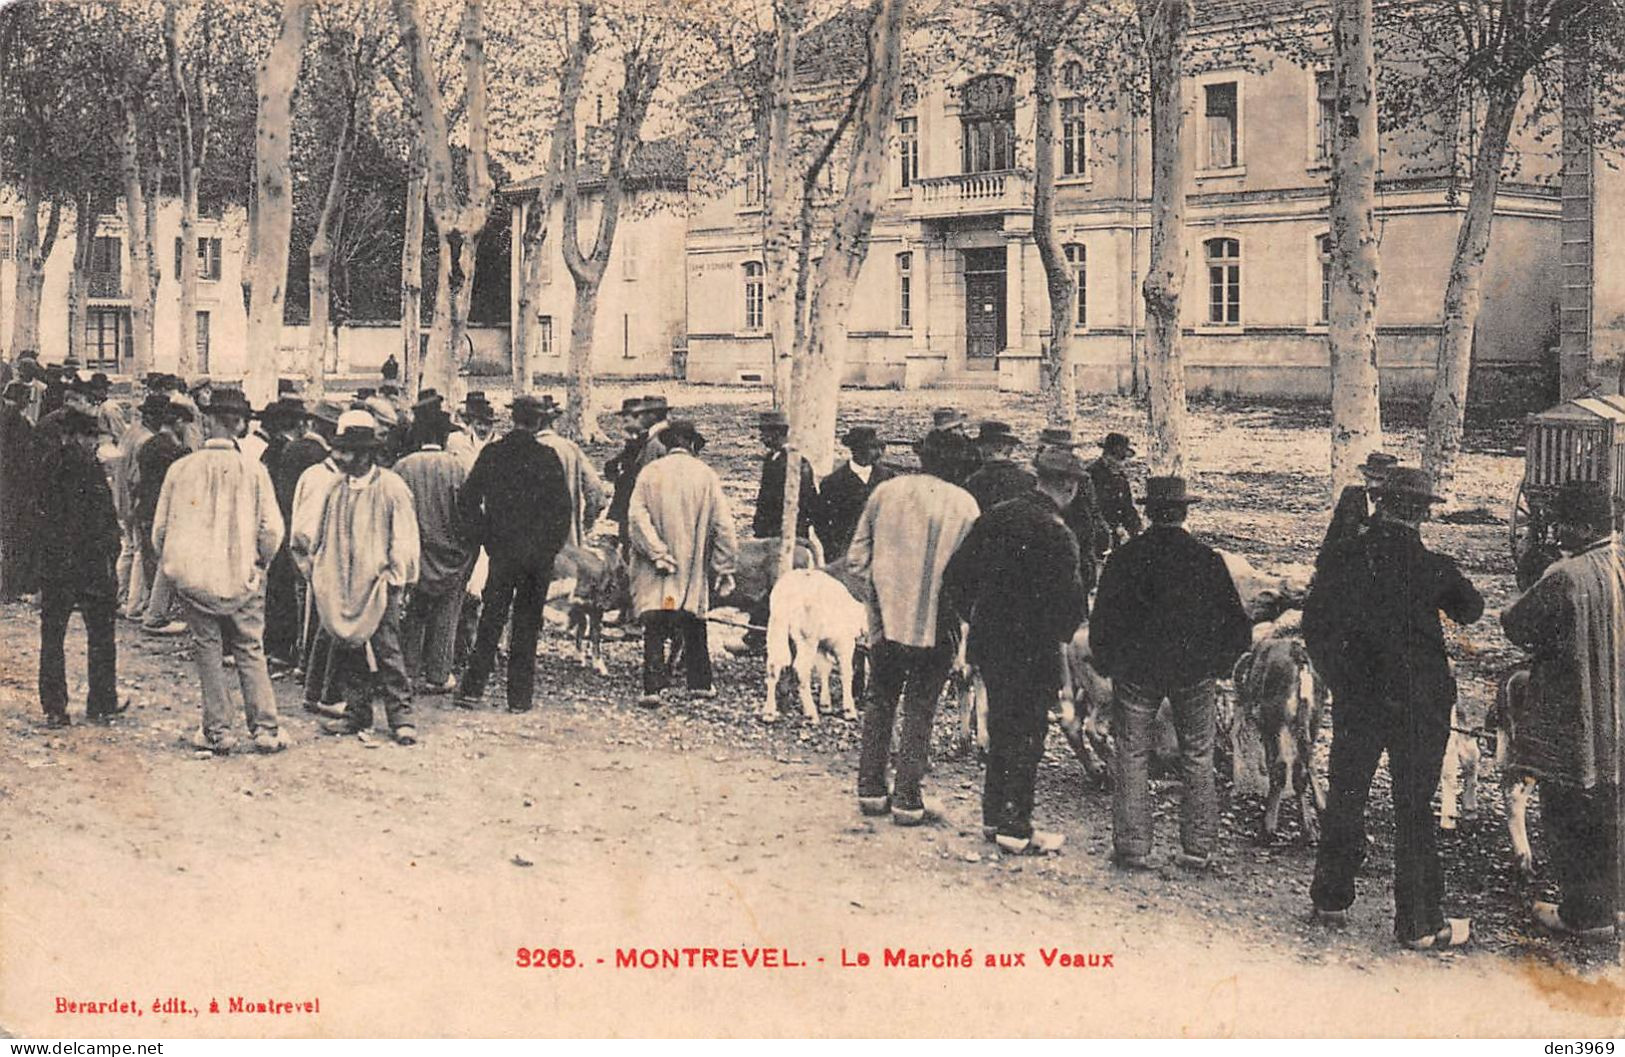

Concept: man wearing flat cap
[[818, 426, 893, 560], [1304, 466, 1485, 949], [1501, 482, 1623, 940], [294, 410, 422, 746], [943, 447, 1091, 854], [1091, 476, 1252, 873], [751, 408, 819, 542], [153, 389, 286, 754], [1087, 433, 1142, 552], [455, 393, 572, 713], [34, 408, 122, 727], [963, 421, 1035, 514], [1315, 451, 1399, 569], [627, 419, 738, 705]]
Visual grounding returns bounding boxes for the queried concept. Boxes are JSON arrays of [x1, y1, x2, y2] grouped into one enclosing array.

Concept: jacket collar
[[203, 438, 239, 451]]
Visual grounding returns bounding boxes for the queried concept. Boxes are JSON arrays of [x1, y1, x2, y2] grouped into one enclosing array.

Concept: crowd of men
[[0, 348, 1618, 953]]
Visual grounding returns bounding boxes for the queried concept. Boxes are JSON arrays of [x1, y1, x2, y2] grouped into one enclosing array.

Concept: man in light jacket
[[295, 410, 422, 745], [535, 394, 606, 547], [626, 420, 737, 706], [152, 389, 285, 755], [395, 408, 474, 694], [849, 429, 981, 825]]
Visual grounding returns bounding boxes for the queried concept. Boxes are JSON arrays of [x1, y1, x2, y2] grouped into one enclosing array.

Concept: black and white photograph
[[0, 0, 1621, 1040]]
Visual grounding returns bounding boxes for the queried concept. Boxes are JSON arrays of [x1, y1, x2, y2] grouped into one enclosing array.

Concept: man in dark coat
[[606, 396, 671, 551], [33, 374, 97, 454], [35, 410, 122, 727], [963, 421, 1034, 513], [454, 393, 572, 713], [257, 398, 309, 669], [751, 409, 819, 540], [818, 426, 893, 560], [0, 381, 39, 598], [1314, 451, 1398, 569], [1304, 466, 1485, 949], [1500, 482, 1621, 939], [943, 448, 1091, 854], [134, 398, 193, 635], [1091, 476, 1252, 871], [1037, 428, 1111, 592], [1086, 432, 1142, 552]]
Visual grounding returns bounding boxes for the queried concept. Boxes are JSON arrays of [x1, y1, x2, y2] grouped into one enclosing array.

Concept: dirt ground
[[1, 385, 1621, 1038]]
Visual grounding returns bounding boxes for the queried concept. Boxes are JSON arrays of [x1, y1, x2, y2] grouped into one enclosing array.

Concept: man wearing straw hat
[[1304, 466, 1485, 949], [152, 389, 286, 755], [1501, 481, 1623, 940], [1091, 476, 1252, 873], [296, 409, 422, 746]]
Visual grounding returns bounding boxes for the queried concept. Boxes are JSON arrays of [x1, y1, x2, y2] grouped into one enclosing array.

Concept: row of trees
[[1, 0, 1617, 496]]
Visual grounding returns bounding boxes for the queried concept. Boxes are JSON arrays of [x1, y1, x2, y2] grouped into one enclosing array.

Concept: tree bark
[[401, 150, 425, 394], [1326, 0, 1383, 497], [763, 2, 800, 406], [1135, 0, 1189, 477], [10, 169, 59, 358], [514, 5, 592, 394], [120, 101, 157, 379], [307, 81, 358, 398], [241, 0, 309, 410], [394, 0, 494, 399], [164, 0, 202, 380], [67, 192, 96, 366], [1032, 41, 1077, 431], [1421, 82, 1520, 501], [778, 0, 908, 575], [560, 21, 656, 443]]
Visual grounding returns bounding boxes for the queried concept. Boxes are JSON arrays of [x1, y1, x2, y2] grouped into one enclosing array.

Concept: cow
[[1233, 620, 1329, 844], [552, 542, 631, 676], [763, 568, 866, 725]]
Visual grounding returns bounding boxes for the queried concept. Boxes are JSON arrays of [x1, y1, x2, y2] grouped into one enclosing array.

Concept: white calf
[[763, 569, 866, 725]]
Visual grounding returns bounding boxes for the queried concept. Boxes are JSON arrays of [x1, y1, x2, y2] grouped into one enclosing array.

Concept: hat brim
[[332, 436, 381, 451], [1374, 488, 1444, 504], [1136, 495, 1201, 505]]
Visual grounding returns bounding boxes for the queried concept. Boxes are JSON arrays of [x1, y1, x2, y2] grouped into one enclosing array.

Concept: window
[[1315, 71, 1336, 163], [897, 116, 919, 189], [85, 309, 126, 368], [537, 315, 554, 356], [89, 236, 122, 298], [537, 244, 553, 285], [1065, 243, 1086, 328], [622, 235, 638, 281], [960, 74, 1015, 173], [897, 252, 912, 329], [0, 217, 13, 260], [1061, 60, 1085, 91], [1204, 82, 1239, 169], [1060, 98, 1087, 177], [1317, 234, 1333, 325], [174, 236, 222, 280], [741, 156, 762, 208], [743, 261, 764, 331], [1205, 238, 1241, 325], [196, 311, 211, 373]]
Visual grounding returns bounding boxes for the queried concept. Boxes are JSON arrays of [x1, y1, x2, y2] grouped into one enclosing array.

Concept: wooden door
[[964, 248, 1005, 369]]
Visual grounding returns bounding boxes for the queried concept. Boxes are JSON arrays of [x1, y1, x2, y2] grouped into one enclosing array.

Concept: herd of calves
[[547, 536, 1537, 878]]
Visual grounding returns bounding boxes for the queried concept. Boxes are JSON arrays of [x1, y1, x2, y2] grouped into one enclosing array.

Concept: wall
[[1593, 145, 1625, 390]]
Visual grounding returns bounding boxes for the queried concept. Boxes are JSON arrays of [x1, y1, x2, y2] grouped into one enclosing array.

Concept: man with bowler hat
[[818, 426, 893, 560], [943, 447, 1091, 853], [454, 393, 571, 712], [1304, 466, 1484, 949], [1315, 451, 1399, 569], [1091, 476, 1252, 871], [963, 421, 1034, 514], [1087, 433, 1142, 551], [751, 408, 820, 541], [535, 394, 605, 547], [34, 409, 122, 727], [297, 410, 422, 745]]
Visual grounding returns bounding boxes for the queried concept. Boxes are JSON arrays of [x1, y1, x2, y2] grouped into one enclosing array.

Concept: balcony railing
[[911, 169, 1032, 218], [87, 272, 125, 299]]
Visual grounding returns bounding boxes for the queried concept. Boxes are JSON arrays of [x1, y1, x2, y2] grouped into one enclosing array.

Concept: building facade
[[509, 28, 1566, 400]]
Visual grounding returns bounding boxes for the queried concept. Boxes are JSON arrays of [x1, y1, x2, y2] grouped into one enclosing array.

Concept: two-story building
[[0, 194, 252, 376], [509, 13, 1565, 400]]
